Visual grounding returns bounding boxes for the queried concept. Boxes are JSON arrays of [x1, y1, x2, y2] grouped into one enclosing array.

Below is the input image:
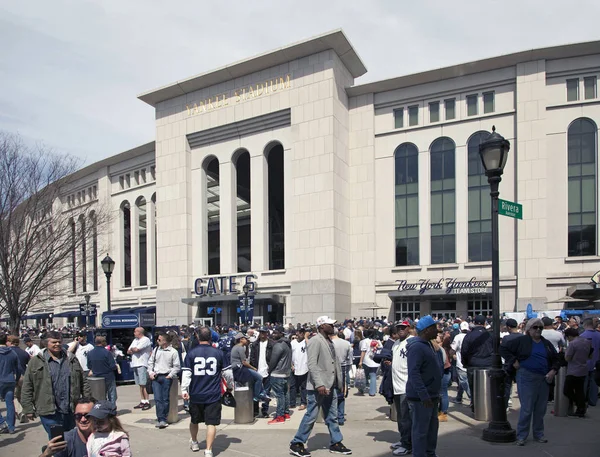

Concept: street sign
[[238, 295, 255, 322], [79, 303, 97, 316], [102, 314, 139, 329], [498, 199, 522, 220]]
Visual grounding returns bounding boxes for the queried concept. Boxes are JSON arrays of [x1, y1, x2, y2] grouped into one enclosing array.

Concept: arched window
[[90, 211, 98, 291], [205, 157, 221, 274], [70, 219, 76, 293], [235, 150, 251, 272], [568, 118, 597, 256], [78, 214, 87, 292], [430, 137, 456, 264], [121, 201, 132, 287], [136, 197, 147, 286], [467, 131, 492, 262], [266, 142, 285, 270], [394, 143, 419, 266], [151, 193, 157, 284]]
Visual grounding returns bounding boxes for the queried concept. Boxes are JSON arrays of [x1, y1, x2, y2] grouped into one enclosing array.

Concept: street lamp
[[101, 254, 115, 313], [242, 283, 250, 325], [479, 126, 515, 443], [84, 293, 91, 327]]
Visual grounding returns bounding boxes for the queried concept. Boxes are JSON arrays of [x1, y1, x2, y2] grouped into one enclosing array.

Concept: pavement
[[1, 382, 598, 457]]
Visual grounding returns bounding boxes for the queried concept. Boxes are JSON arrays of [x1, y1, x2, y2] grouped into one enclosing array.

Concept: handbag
[[354, 367, 366, 391], [221, 391, 236, 408]]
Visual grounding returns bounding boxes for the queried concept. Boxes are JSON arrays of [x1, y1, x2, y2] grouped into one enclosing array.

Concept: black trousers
[[564, 374, 586, 413]]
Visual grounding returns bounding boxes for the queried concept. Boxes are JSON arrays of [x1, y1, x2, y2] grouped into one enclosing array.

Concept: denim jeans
[[337, 366, 350, 423], [105, 377, 118, 405], [393, 394, 412, 450], [291, 372, 307, 407], [40, 411, 76, 439], [516, 369, 549, 441], [270, 377, 290, 418], [152, 375, 173, 422], [247, 368, 265, 400], [585, 370, 598, 406], [408, 398, 439, 457], [364, 366, 378, 396], [0, 382, 16, 432], [455, 368, 470, 401], [291, 389, 343, 446], [439, 372, 451, 413]]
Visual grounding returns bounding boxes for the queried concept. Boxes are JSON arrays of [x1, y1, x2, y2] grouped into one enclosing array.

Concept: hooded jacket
[[87, 430, 132, 457], [268, 339, 292, 378], [21, 349, 91, 417], [460, 326, 493, 368], [0, 346, 20, 384], [405, 338, 443, 402]]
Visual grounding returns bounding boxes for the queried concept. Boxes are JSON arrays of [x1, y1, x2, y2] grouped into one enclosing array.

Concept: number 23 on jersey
[[193, 357, 218, 376]]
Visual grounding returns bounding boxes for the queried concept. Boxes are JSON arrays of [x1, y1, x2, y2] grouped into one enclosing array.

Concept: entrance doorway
[[430, 301, 457, 320]]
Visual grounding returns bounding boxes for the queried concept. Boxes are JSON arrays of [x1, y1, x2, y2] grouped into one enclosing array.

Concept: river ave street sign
[[498, 199, 523, 219]]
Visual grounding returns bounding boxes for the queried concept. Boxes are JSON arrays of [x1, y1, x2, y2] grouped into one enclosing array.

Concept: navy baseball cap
[[88, 400, 117, 419]]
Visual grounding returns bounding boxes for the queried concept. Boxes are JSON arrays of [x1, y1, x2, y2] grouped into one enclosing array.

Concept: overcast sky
[[2, 0, 599, 164]]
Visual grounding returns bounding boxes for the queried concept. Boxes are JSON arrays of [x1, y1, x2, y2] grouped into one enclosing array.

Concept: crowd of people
[[0, 313, 599, 457]]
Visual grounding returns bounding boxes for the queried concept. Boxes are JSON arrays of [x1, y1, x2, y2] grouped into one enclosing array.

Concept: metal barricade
[[473, 368, 492, 422], [88, 377, 106, 402], [554, 366, 570, 417], [234, 382, 255, 424], [167, 377, 179, 424]]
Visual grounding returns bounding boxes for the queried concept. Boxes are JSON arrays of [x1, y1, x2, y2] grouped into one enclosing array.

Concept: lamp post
[[479, 126, 515, 443], [242, 284, 250, 325], [84, 293, 91, 327], [101, 254, 115, 313]]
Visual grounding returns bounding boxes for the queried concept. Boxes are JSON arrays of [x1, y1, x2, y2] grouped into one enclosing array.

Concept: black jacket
[[460, 326, 493, 368], [499, 335, 560, 375], [249, 339, 273, 371]]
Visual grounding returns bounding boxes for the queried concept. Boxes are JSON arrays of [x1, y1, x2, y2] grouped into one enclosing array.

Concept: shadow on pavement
[[366, 428, 397, 445], [201, 433, 242, 456]]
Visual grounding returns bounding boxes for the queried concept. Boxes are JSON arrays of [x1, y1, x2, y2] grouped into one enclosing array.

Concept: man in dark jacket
[[250, 328, 273, 418], [460, 315, 493, 411], [86, 336, 117, 405], [0, 333, 21, 434], [406, 316, 443, 457], [7, 335, 30, 424], [267, 326, 291, 424]]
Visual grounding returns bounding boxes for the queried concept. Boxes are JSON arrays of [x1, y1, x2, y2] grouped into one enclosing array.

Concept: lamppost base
[[482, 421, 516, 443]]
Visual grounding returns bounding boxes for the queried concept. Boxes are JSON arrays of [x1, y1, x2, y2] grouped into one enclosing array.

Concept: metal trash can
[[473, 368, 492, 422], [390, 401, 398, 422], [554, 366, 570, 417], [88, 377, 106, 402], [167, 377, 180, 424], [234, 382, 254, 424]]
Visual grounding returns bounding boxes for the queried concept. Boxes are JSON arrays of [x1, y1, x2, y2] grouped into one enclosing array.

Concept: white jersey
[[68, 341, 94, 371], [451, 332, 467, 370], [26, 344, 41, 358], [392, 336, 413, 395], [291, 339, 308, 376]]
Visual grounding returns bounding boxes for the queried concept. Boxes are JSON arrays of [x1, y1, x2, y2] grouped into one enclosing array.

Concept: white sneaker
[[508, 399, 513, 407], [204, 450, 213, 457], [189, 440, 200, 452], [390, 441, 403, 450], [392, 447, 411, 456]]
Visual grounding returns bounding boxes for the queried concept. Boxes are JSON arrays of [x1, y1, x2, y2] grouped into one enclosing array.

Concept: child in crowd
[[87, 400, 132, 457]]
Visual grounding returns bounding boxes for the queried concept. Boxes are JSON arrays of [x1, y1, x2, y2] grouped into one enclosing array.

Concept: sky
[[2, 0, 599, 165]]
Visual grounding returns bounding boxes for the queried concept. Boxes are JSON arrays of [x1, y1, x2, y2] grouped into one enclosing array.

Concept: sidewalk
[[1, 383, 597, 456]]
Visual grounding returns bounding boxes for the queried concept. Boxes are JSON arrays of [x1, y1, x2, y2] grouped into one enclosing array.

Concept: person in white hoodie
[[390, 321, 414, 456]]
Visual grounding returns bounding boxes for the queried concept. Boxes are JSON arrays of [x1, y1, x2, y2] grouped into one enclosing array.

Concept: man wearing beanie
[[500, 318, 560, 446]]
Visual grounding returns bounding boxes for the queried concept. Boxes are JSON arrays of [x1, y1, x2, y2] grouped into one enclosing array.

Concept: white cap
[[316, 316, 336, 327], [460, 322, 469, 331]]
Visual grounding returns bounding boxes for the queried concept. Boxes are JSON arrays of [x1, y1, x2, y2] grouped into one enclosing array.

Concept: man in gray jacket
[[289, 316, 352, 456], [267, 326, 291, 425]]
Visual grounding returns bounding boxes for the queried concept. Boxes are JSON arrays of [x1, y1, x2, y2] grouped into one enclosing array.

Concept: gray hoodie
[[268, 339, 291, 378]]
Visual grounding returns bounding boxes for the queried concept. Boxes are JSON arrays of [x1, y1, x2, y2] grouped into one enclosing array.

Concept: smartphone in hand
[[49, 424, 65, 442]]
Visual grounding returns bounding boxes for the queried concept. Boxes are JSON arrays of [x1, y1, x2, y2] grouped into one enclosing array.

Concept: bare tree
[[0, 132, 110, 334]]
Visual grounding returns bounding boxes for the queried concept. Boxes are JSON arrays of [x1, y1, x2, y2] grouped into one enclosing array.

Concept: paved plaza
[[1, 382, 597, 457]]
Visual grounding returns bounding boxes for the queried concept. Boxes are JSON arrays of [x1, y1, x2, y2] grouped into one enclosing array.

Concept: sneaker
[[515, 439, 525, 446], [142, 403, 152, 411], [268, 416, 285, 425], [284, 413, 291, 421], [390, 442, 403, 450], [298, 405, 306, 411], [190, 440, 200, 452], [204, 451, 213, 457], [290, 442, 311, 457], [450, 398, 462, 404], [158, 421, 168, 429], [0, 425, 9, 434], [393, 447, 412, 456], [134, 402, 144, 409], [508, 399, 513, 407], [329, 442, 352, 455], [438, 412, 448, 422], [259, 394, 272, 403], [533, 437, 548, 443]]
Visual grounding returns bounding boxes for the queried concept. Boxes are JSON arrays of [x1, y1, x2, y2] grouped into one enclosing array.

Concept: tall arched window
[[467, 131, 492, 262], [151, 193, 157, 284], [394, 143, 419, 266], [121, 201, 132, 287], [205, 157, 221, 274], [78, 214, 87, 292], [70, 219, 76, 293], [235, 150, 251, 272], [568, 118, 597, 256], [136, 197, 147, 286], [266, 142, 285, 270], [430, 137, 456, 264], [90, 211, 98, 291]]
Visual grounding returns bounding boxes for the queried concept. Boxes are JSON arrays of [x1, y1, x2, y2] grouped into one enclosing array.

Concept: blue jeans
[[337, 366, 350, 424], [291, 372, 307, 407], [0, 382, 15, 432], [270, 377, 290, 418], [440, 372, 450, 413], [393, 394, 412, 450], [152, 375, 172, 422], [456, 368, 471, 401], [291, 389, 343, 446], [105, 377, 117, 405], [516, 369, 549, 441], [246, 369, 266, 400], [408, 398, 439, 457], [585, 370, 598, 406], [364, 366, 378, 396], [40, 411, 76, 439]]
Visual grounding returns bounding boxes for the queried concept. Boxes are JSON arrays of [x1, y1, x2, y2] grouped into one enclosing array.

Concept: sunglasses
[[74, 413, 90, 421], [530, 326, 543, 330]]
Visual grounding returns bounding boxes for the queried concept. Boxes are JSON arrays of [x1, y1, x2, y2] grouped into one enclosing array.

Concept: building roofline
[[347, 39, 600, 97], [137, 29, 367, 107]]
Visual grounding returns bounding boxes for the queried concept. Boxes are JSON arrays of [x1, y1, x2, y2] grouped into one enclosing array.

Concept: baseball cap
[[474, 315, 486, 325], [415, 315, 438, 332], [88, 400, 117, 420], [258, 327, 269, 333], [460, 322, 470, 331], [452, 323, 459, 330], [316, 316, 336, 327], [396, 320, 411, 328], [273, 325, 285, 333], [541, 317, 553, 327], [505, 318, 518, 328], [234, 332, 247, 340], [23, 336, 32, 343]]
